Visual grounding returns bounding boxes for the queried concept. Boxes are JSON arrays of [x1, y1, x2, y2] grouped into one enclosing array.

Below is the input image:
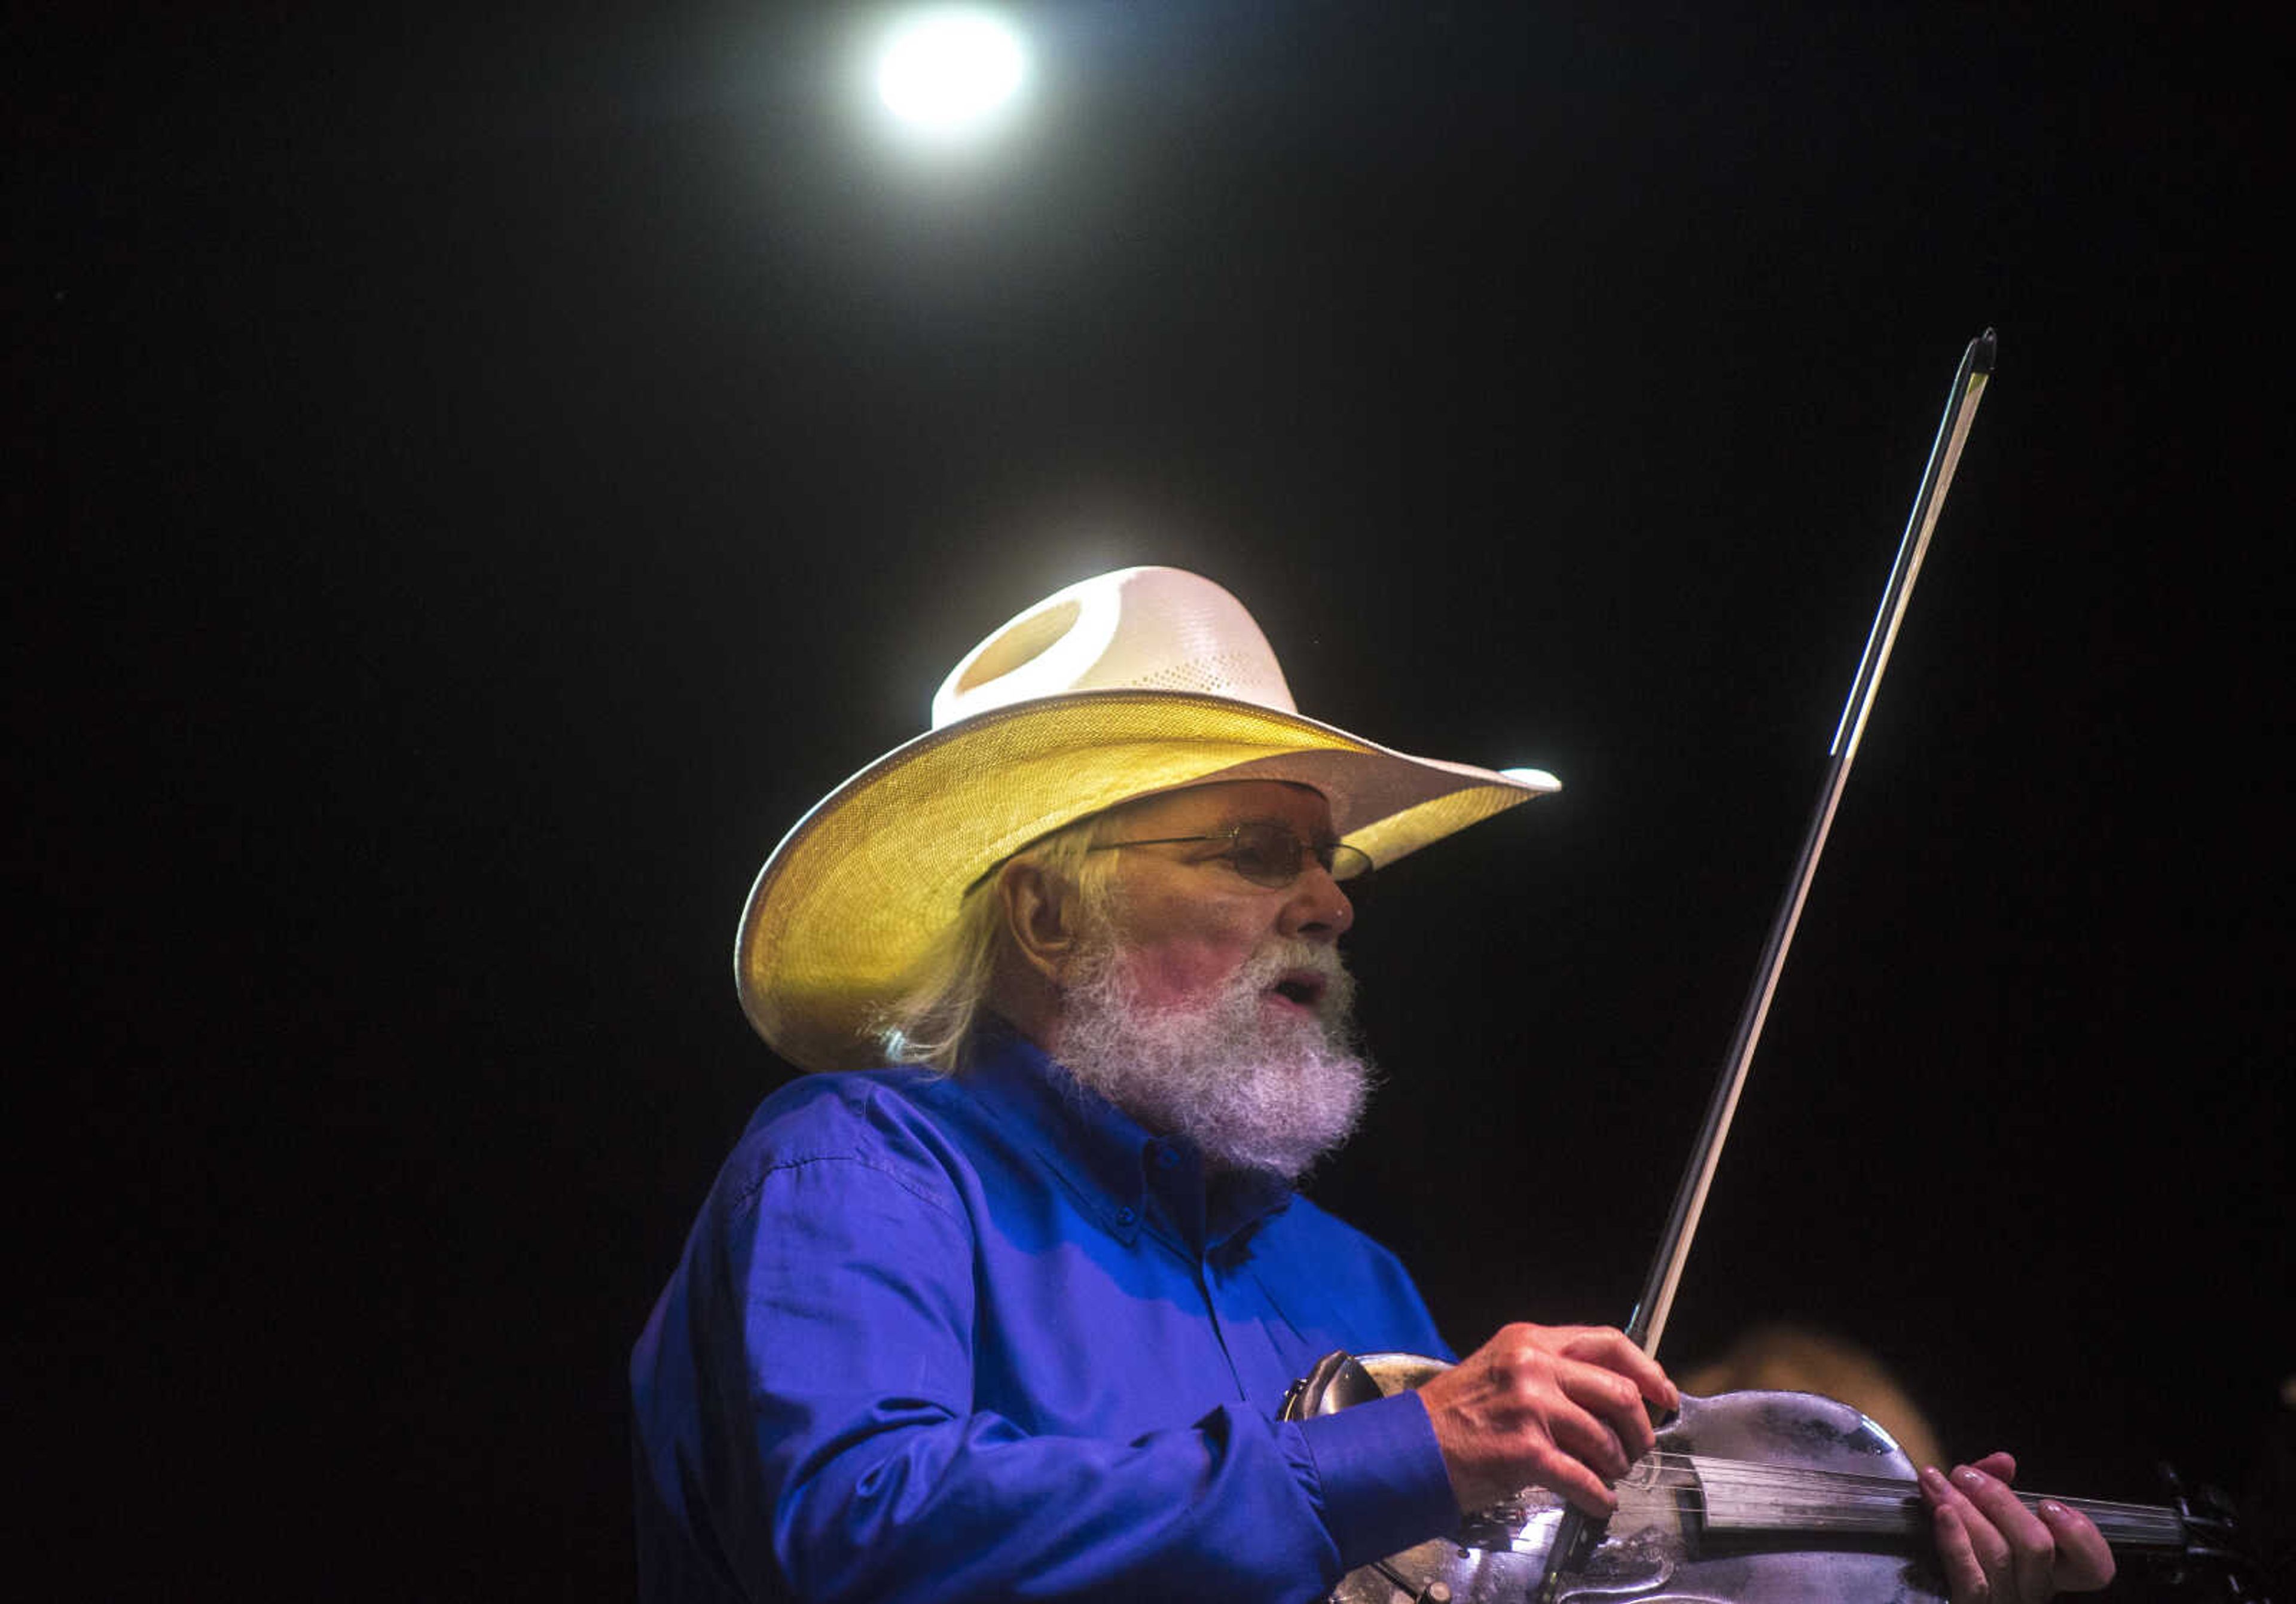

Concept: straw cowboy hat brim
[[735, 569, 1558, 1073]]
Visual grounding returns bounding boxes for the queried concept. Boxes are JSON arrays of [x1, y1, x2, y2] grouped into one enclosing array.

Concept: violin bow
[[1626, 328, 1997, 1359]]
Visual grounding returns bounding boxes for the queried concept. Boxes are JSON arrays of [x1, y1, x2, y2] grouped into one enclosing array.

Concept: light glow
[[874, 8, 1028, 139]]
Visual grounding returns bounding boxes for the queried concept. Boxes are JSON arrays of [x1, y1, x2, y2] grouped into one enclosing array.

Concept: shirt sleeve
[[700, 1141, 1454, 1603]]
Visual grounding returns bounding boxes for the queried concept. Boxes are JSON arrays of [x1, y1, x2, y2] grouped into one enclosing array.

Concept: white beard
[[1052, 932, 1373, 1183]]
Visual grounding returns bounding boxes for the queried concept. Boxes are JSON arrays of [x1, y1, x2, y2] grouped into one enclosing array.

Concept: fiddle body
[[1283, 1352, 2206, 1603]]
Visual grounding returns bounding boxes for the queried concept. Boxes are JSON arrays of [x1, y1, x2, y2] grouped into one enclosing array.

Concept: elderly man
[[631, 567, 2111, 1603]]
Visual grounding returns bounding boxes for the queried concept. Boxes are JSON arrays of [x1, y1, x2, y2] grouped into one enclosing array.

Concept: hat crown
[[930, 566, 1297, 729]]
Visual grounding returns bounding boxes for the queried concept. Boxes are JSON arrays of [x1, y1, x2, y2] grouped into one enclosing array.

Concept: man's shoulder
[[707, 1062, 1042, 1211], [725, 1067, 967, 1171], [744, 1064, 944, 1123]]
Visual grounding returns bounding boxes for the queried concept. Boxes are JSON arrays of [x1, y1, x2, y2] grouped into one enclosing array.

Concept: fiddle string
[[1488, 1454, 2184, 1547], [1662, 1452, 2182, 1535]]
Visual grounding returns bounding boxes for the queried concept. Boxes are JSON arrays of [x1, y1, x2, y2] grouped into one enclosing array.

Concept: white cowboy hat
[[736, 566, 1558, 1071]]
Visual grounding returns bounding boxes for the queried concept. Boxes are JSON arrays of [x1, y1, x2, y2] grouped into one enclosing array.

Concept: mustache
[[1235, 937, 1356, 1020], [1055, 928, 1373, 1182]]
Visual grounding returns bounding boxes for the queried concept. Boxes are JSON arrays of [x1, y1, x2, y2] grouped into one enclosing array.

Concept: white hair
[[872, 811, 1118, 1072], [1056, 928, 1373, 1182]]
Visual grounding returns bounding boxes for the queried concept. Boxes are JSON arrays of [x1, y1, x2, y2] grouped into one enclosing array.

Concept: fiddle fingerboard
[[1686, 1456, 2188, 1553]]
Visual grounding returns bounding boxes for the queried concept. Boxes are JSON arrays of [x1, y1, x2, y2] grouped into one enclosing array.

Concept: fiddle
[[1284, 335, 2266, 1601], [1283, 1352, 2252, 1602]]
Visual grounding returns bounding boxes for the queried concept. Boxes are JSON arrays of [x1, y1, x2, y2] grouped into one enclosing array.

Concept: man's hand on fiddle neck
[[1415, 1322, 1679, 1517], [1921, 1452, 2115, 1602]]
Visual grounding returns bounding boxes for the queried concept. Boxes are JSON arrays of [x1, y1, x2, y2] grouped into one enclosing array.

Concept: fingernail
[[1953, 1466, 1984, 1489], [1919, 1466, 1946, 1495], [2040, 1499, 2067, 1518]]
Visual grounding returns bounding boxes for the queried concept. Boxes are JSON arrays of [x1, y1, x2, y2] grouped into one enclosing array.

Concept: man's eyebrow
[[1226, 817, 1339, 842]]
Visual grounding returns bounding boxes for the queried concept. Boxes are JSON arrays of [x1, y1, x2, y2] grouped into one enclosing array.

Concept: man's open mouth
[[1267, 971, 1326, 1010]]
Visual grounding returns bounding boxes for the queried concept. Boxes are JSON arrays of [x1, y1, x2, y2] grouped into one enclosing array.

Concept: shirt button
[[1116, 1205, 1137, 1226], [1155, 1146, 1181, 1169]]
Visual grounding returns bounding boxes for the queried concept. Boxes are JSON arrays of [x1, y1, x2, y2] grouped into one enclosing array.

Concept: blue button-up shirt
[[631, 1030, 1460, 1602]]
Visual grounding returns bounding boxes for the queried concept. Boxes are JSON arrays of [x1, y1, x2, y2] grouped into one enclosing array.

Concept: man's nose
[[1278, 866, 1354, 941]]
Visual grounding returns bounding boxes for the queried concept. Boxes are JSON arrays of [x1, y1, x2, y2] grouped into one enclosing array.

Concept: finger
[[1526, 1440, 1620, 1521], [2037, 1499, 2117, 1592], [1923, 1466, 2013, 1598], [1949, 1466, 2019, 1588], [1557, 1361, 1658, 1462], [1952, 1464, 2057, 1601], [1971, 1449, 2019, 1484], [1926, 1501, 1990, 1603], [1559, 1326, 1680, 1413], [1543, 1393, 1632, 1481]]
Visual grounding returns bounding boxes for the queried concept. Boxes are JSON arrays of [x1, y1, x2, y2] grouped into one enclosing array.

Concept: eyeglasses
[[1089, 821, 1371, 888]]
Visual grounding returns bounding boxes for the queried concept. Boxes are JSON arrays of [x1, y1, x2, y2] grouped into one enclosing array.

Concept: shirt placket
[[1141, 1139, 1288, 1405]]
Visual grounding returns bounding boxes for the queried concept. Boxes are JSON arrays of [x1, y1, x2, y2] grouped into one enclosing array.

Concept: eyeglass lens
[[1231, 823, 1369, 885]]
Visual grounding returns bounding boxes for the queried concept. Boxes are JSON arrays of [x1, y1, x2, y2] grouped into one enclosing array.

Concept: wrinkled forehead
[[1101, 778, 1335, 839]]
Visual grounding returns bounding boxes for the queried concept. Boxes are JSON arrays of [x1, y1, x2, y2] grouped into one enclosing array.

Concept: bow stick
[[1537, 329, 1999, 1604], [1628, 328, 1998, 1360]]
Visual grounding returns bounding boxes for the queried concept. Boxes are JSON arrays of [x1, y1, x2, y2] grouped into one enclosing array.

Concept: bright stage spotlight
[[874, 7, 1028, 141]]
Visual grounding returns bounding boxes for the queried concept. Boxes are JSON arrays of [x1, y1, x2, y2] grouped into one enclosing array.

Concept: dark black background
[[15, 4, 2286, 1597]]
